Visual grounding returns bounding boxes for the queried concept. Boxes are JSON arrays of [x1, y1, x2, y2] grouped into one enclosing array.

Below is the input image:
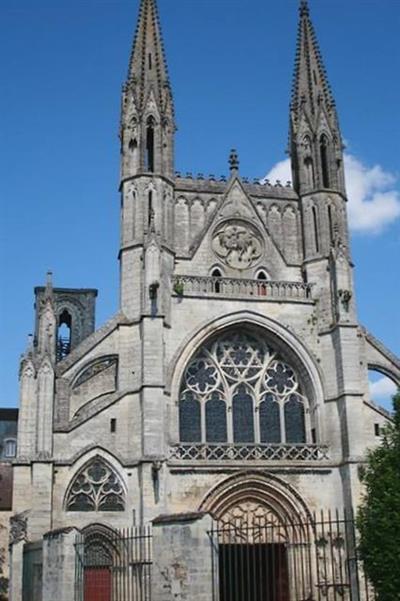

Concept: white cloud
[[369, 376, 397, 406], [263, 153, 400, 235], [344, 154, 400, 234], [264, 159, 292, 187]]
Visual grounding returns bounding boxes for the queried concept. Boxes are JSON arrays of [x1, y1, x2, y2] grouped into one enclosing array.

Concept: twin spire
[[126, 0, 173, 113], [123, 0, 343, 194], [291, 0, 336, 121]]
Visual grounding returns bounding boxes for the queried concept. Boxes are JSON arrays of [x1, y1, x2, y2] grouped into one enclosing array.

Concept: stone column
[[9, 539, 24, 601], [42, 527, 79, 601], [152, 512, 214, 601]]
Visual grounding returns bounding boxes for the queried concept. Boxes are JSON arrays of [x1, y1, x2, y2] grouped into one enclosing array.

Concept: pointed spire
[[127, 0, 173, 112], [291, 0, 336, 121]]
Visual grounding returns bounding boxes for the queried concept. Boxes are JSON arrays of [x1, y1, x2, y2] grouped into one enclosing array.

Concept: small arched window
[[304, 158, 314, 188], [312, 206, 319, 253], [128, 138, 138, 171], [4, 438, 17, 458], [211, 268, 222, 293], [146, 116, 155, 172], [178, 330, 309, 445], [320, 135, 330, 188], [256, 270, 268, 296], [57, 309, 72, 361], [328, 205, 335, 243], [148, 190, 153, 227]]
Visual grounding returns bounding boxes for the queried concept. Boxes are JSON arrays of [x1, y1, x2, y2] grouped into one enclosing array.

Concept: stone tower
[[11, 3, 400, 596]]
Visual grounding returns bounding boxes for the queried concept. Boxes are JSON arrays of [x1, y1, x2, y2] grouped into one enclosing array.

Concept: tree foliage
[[0, 545, 7, 601], [358, 390, 400, 601]]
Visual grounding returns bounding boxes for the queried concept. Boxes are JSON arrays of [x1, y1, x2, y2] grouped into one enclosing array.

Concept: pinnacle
[[291, 0, 336, 119], [126, 0, 173, 112]]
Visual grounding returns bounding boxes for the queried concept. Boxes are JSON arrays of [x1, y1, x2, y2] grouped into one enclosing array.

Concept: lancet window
[[179, 331, 309, 445], [67, 458, 125, 512]]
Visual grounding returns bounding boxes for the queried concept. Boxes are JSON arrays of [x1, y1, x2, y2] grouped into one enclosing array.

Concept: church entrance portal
[[212, 500, 297, 601], [219, 542, 289, 601], [84, 567, 112, 601]]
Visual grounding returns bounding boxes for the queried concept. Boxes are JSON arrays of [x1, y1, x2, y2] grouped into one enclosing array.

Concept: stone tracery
[[179, 330, 308, 444], [66, 458, 125, 512]]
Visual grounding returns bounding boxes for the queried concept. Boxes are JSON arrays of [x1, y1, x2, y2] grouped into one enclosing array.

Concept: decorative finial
[[44, 270, 54, 299], [229, 148, 239, 174], [300, 0, 309, 15]]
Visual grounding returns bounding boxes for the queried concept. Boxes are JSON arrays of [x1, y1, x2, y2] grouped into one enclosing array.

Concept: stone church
[[10, 1, 400, 600]]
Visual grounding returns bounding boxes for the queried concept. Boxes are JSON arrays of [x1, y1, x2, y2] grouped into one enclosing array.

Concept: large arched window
[[179, 330, 309, 445]]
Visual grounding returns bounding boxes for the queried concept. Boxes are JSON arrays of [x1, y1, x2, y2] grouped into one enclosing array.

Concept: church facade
[[11, 1, 400, 600]]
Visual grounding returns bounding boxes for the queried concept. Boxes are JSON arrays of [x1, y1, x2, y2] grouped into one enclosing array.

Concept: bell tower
[[119, 0, 176, 321], [290, 0, 349, 264], [120, 0, 175, 180]]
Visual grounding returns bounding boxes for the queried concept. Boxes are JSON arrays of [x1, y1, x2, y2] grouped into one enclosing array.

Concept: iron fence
[[75, 526, 152, 601], [210, 510, 375, 601]]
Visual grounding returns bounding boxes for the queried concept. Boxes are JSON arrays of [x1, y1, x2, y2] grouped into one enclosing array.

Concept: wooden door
[[84, 567, 111, 601]]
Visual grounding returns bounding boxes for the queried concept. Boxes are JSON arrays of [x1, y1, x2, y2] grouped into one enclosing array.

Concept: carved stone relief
[[212, 220, 263, 270]]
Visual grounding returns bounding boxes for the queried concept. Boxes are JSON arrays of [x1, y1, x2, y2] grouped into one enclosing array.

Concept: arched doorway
[[81, 526, 115, 601], [202, 473, 311, 601]]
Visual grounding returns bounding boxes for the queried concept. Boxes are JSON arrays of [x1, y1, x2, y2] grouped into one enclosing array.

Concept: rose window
[[179, 331, 308, 445]]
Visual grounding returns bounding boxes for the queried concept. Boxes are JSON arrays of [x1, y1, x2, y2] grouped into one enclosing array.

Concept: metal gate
[[210, 511, 375, 601], [22, 541, 43, 601], [75, 526, 152, 601]]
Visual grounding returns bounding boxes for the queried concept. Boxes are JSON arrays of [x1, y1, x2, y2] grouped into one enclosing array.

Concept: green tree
[[0, 545, 7, 601], [358, 389, 400, 600]]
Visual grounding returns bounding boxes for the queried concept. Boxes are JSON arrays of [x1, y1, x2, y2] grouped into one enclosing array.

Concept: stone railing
[[169, 443, 329, 462], [172, 275, 313, 301]]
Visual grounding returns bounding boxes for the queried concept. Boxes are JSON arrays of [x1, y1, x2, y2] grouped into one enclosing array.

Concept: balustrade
[[172, 275, 313, 301], [169, 443, 329, 462]]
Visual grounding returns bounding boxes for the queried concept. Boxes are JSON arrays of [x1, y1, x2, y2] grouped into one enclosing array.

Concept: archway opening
[[81, 526, 115, 601], [368, 368, 398, 413], [146, 116, 155, 172], [256, 270, 268, 296], [320, 134, 330, 188], [204, 474, 310, 601], [57, 309, 72, 361], [211, 268, 222, 293]]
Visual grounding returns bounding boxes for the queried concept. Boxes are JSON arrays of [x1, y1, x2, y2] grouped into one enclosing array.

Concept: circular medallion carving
[[212, 221, 263, 270]]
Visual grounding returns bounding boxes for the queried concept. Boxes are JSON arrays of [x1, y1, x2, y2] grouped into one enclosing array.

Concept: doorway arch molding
[[199, 471, 312, 525]]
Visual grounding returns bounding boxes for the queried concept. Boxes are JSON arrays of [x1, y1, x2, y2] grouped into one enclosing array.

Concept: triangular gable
[[188, 176, 289, 270], [189, 177, 265, 255]]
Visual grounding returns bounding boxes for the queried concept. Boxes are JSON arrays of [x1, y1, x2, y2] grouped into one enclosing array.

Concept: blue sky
[[1, 0, 399, 410]]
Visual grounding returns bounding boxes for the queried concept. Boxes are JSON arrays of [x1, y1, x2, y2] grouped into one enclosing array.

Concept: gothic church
[[11, 1, 400, 600]]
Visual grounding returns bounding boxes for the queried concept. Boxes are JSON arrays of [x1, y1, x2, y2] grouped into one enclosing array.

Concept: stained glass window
[[178, 330, 309, 444], [284, 395, 306, 443], [67, 458, 125, 512], [206, 393, 227, 442], [233, 385, 254, 442], [260, 394, 281, 443], [179, 392, 201, 442]]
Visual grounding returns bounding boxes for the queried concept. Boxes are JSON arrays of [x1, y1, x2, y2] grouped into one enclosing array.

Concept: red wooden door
[[84, 567, 111, 601]]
